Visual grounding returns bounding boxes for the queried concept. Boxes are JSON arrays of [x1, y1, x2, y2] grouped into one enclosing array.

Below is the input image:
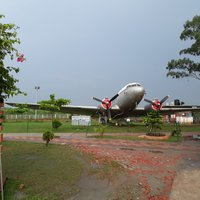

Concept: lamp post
[[34, 86, 40, 119]]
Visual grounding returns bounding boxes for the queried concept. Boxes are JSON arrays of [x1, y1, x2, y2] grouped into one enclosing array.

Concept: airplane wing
[[127, 106, 200, 117], [5, 102, 123, 116], [5, 102, 99, 116], [5, 102, 200, 118], [60, 105, 99, 115]]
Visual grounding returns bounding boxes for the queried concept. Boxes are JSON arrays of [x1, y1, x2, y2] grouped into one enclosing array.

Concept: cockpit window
[[118, 83, 142, 94], [127, 83, 141, 88]]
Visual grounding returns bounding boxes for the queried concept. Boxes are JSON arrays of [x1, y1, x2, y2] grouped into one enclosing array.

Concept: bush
[[52, 119, 62, 129], [171, 122, 182, 141], [42, 130, 54, 146], [94, 125, 106, 137], [143, 111, 163, 135]]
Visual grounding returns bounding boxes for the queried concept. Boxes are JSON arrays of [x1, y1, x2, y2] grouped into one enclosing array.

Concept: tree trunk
[[46, 139, 50, 147]]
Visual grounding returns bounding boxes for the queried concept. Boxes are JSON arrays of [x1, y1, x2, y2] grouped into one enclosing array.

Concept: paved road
[[4, 133, 200, 200]]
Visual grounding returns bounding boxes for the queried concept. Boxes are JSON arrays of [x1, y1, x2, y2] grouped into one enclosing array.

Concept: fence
[[5, 114, 70, 121]]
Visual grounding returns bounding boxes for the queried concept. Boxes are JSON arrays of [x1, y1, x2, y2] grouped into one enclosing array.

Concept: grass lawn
[[1, 141, 122, 200], [2, 120, 200, 134], [1, 141, 86, 199]]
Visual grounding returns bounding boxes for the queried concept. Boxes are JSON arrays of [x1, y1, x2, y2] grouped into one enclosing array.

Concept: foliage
[[39, 94, 71, 112], [39, 94, 71, 131], [171, 122, 182, 141], [52, 119, 62, 129], [42, 130, 54, 146], [6, 104, 29, 114], [166, 15, 200, 80], [143, 111, 163, 135], [0, 15, 25, 100], [94, 124, 107, 137], [193, 111, 200, 123], [0, 114, 4, 119]]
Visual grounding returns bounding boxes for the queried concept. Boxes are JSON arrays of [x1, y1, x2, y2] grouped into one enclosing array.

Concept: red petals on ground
[[74, 143, 181, 200]]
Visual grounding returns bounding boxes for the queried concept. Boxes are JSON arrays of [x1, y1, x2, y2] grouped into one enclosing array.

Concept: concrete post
[[0, 97, 4, 200]]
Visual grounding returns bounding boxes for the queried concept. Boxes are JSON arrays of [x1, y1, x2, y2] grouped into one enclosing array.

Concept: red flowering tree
[[0, 14, 25, 101]]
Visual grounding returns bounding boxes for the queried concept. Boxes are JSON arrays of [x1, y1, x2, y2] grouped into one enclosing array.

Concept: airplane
[[6, 82, 200, 124]]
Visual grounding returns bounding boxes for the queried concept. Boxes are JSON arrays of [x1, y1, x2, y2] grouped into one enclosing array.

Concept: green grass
[[1, 141, 85, 199], [3, 121, 92, 133], [88, 134, 181, 142], [2, 120, 200, 134], [1, 141, 123, 199]]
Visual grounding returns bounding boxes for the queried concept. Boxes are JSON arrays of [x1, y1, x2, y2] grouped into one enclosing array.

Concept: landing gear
[[99, 116, 108, 124], [115, 118, 130, 126]]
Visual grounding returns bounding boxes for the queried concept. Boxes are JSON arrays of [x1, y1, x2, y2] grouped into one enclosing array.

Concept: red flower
[[17, 54, 25, 62]]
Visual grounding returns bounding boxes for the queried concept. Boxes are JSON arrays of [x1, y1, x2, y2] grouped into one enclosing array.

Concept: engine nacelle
[[101, 98, 112, 110], [144, 99, 162, 111]]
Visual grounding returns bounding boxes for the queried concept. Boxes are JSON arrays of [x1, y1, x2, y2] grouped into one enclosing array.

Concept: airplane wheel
[[100, 118, 106, 124]]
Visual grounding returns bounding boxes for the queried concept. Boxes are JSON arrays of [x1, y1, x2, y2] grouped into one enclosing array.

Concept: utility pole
[[34, 86, 40, 119]]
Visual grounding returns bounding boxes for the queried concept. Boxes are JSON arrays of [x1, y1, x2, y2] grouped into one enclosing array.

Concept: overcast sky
[[1, 0, 200, 106]]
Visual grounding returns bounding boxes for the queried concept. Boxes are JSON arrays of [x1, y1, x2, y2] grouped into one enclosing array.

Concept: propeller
[[92, 94, 119, 121], [160, 95, 170, 104], [92, 97, 103, 104], [110, 94, 119, 102], [144, 95, 170, 111]]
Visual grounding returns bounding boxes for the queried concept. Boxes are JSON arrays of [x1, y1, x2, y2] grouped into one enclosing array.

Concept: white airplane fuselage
[[98, 83, 145, 122], [114, 83, 145, 112]]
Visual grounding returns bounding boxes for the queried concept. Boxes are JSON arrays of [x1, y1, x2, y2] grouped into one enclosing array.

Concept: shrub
[[143, 111, 163, 135], [94, 125, 106, 137], [42, 130, 54, 147], [171, 122, 182, 141], [52, 119, 62, 129]]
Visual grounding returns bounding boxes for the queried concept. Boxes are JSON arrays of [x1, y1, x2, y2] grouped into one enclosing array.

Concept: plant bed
[[138, 134, 169, 140], [146, 132, 166, 136]]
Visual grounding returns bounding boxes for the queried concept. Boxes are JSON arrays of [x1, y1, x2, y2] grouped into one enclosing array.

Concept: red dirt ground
[[4, 133, 200, 200]]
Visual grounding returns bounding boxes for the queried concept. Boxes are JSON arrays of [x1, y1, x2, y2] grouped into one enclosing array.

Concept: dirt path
[[170, 169, 200, 200], [170, 141, 200, 200]]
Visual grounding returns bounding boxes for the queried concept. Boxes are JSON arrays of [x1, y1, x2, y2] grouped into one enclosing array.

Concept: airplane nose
[[138, 86, 145, 95], [136, 86, 145, 100]]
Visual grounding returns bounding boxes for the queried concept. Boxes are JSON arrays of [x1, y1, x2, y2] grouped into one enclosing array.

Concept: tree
[[166, 15, 200, 80], [6, 104, 30, 132], [6, 104, 29, 114], [43, 130, 54, 147], [171, 122, 182, 141], [143, 111, 163, 136], [193, 111, 200, 123], [39, 94, 71, 130], [0, 15, 25, 100]]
